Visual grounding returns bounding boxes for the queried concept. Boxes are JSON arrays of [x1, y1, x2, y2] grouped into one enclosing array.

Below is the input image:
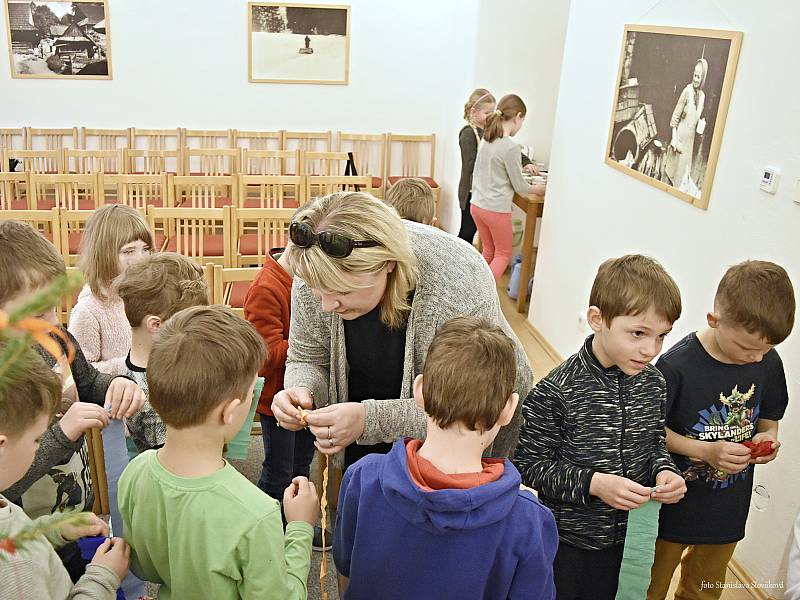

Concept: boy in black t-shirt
[[647, 261, 796, 600]]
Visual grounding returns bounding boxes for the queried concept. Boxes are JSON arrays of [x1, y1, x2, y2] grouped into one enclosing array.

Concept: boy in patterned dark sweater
[[515, 255, 687, 600]]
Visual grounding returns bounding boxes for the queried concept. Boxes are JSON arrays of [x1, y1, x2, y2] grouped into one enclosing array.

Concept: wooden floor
[[497, 277, 757, 600]]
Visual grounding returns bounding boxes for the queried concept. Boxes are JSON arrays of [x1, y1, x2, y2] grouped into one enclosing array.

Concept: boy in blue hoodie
[[333, 316, 558, 600]]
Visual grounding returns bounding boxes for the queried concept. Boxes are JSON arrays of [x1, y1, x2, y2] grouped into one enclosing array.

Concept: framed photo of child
[[4, 0, 112, 79], [604, 25, 742, 210], [248, 2, 350, 85]]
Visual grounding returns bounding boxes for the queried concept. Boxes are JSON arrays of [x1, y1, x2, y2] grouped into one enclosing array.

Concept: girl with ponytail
[[470, 94, 538, 280]]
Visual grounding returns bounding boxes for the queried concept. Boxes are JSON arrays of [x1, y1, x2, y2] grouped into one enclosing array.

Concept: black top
[[343, 304, 407, 469], [656, 333, 788, 544]]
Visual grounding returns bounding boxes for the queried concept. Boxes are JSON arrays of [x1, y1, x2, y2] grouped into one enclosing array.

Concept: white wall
[[0, 0, 479, 230], [533, 0, 800, 593]]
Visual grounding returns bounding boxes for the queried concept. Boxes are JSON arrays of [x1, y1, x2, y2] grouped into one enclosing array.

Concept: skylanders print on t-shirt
[[654, 333, 788, 545]]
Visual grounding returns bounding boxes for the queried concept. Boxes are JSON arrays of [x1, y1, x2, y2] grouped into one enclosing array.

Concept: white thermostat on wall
[[760, 166, 780, 194]]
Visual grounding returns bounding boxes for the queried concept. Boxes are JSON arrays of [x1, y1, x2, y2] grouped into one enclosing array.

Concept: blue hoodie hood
[[379, 438, 522, 534]]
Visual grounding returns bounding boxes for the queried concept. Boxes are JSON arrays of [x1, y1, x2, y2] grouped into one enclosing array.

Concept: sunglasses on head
[[289, 221, 382, 258]]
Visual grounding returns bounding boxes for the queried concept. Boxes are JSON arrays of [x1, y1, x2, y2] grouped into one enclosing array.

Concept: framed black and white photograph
[[605, 25, 742, 209], [4, 0, 111, 79], [248, 2, 350, 85]]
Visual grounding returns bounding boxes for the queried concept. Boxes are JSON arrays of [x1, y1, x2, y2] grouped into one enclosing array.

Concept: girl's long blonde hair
[[285, 192, 418, 329], [463, 88, 496, 126], [78, 204, 154, 301]]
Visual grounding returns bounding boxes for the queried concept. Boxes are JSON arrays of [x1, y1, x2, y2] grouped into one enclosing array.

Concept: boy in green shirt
[[119, 305, 319, 599]]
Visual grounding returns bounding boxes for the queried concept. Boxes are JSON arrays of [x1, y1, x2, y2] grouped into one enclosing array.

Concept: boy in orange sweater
[[243, 245, 317, 509]]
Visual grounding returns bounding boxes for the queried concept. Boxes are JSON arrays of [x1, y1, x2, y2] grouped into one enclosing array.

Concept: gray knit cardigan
[[284, 221, 533, 464]]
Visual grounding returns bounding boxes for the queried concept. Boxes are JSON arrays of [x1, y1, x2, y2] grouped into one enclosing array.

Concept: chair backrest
[[30, 173, 98, 210], [183, 147, 240, 176], [232, 129, 283, 151], [1, 208, 61, 252], [129, 128, 183, 151], [212, 265, 261, 316], [64, 149, 125, 174], [386, 133, 436, 179], [124, 149, 182, 175], [147, 206, 231, 266], [60, 265, 81, 325], [305, 175, 373, 202], [183, 129, 235, 149], [172, 175, 238, 208], [59, 208, 94, 266], [241, 149, 298, 176], [4, 149, 64, 174], [238, 175, 303, 208], [97, 173, 171, 209], [0, 170, 31, 210], [282, 131, 332, 174], [0, 128, 25, 150], [232, 206, 295, 267], [80, 127, 130, 150], [301, 151, 354, 176], [25, 127, 79, 151], [337, 132, 386, 190]]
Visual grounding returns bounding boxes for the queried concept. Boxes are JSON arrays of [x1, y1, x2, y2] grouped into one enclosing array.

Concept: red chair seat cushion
[[239, 232, 287, 256], [371, 176, 382, 189], [228, 280, 251, 309], [164, 233, 225, 256], [68, 232, 83, 254], [387, 176, 438, 188]]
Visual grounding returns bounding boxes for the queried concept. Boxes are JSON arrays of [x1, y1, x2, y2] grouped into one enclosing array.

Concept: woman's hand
[[305, 403, 366, 455], [271, 387, 315, 431], [522, 163, 540, 175]]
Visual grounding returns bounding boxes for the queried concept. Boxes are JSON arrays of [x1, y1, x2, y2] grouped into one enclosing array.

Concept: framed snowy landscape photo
[[4, 0, 111, 79], [248, 2, 350, 85]]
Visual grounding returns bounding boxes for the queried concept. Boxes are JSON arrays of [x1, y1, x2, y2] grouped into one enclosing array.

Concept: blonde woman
[[68, 203, 151, 600], [271, 192, 533, 470]]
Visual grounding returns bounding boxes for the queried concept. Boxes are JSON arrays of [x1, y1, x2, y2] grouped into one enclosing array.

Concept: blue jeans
[[258, 414, 316, 501]]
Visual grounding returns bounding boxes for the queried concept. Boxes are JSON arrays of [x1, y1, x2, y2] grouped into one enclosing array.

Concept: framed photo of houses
[[605, 25, 742, 210], [248, 2, 350, 85], [4, 0, 111, 79]]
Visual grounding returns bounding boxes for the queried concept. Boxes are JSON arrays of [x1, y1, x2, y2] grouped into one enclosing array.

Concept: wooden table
[[512, 191, 545, 313]]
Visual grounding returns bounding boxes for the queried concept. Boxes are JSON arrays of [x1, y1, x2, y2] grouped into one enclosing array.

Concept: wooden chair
[[305, 175, 373, 202], [0, 170, 32, 210], [147, 206, 232, 267], [231, 206, 294, 267], [60, 265, 81, 326], [0, 128, 25, 151], [64, 149, 125, 174], [1, 208, 61, 251], [129, 128, 182, 151], [241, 149, 298, 176], [30, 173, 98, 211], [238, 175, 303, 208], [300, 151, 355, 176], [97, 172, 171, 209], [282, 131, 332, 175], [183, 129, 234, 149], [172, 175, 238, 208], [212, 265, 261, 318], [59, 208, 94, 265], [232, 129, 283, 151], [80, 127, 130, 150], [202, 263, 215, 304], [125, 149, 182, 175], [337, 132, 386, 196], [4, 149, 64, 174], [24, 127, 79, 151], [183, 148, 240, 176], [386, 133, 440, 215]]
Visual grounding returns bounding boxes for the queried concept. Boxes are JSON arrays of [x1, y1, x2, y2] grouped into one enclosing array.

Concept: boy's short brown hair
[[715, 260, 795, 344], [422, 316, 516, 432], [384, 178, 436, 225], [147, 305, 266, 428], [0, 344, 61, 438], [589, 254, 681, 325], [0, 220, 65, 307], [116, 253, 209, 327]]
